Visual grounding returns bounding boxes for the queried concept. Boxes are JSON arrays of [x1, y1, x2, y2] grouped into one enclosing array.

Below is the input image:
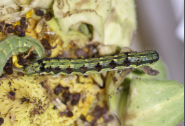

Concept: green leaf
[[122, 79, 184, 126]]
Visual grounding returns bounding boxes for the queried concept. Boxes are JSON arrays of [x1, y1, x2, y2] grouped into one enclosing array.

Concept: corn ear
[[0, 75, 114, 126]]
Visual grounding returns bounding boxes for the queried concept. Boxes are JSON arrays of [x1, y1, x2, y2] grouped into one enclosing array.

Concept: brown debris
[[59, 109, 75, 117], [17, 54, 27, 66], [16, 52, 37, 68], [15, 17, 28, 37], [75, 49, 87, 58], [5, 24, 14, 33], [18, 72, 24, 76], [45, 49, 51, 57], [0, 118, 4, 126], [0, 73, 6, 78], [60, 51, 71, 58], [54, 85, 63, 95], [71, 93, 81, 106], [141, 66, 159, 76], [41, 39, 57, 49], [15, 25, 26, 37], [15, 25, 23, 33], [4, 63, 13, 75], [63, 91, 73, 104], [87, 44, 97, 57], [26, 53, 37, 60], [8, 91, 15, 100], [21, 97, 30, 103], [10, 113, 16, 125], [59, 111, 67, 116], [80, 115, 87, 121], [44, 12, 52, 21], [41, 39, 51, 49], [103, 114, 114, 123], [4, 58, 13, 75], [67, 111, 73, 117], [92, 105, 108, 121], [35, 9, 44, 16], [0, 21, 5, 32], [73, 93, 80, 101], [71, 100, 79, 105], [53, 106, 57, 110], [18, 31, 26, 37], [20, 17, 27, 27]]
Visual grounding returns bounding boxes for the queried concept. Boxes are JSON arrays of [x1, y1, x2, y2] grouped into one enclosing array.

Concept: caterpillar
[[0, 35, 45, 76], [0, 36, 159, 76], [24, 50, 159, 75]]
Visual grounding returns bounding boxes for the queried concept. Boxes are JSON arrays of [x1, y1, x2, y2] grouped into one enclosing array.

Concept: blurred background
[[132, 0, 184, 125], [132, 0, 184, 83]]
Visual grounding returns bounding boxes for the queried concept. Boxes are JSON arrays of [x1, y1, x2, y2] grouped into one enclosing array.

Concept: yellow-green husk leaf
[[122, 79, 184, 126], [53, 0, 112, 45], [105, 0, 136, 47]]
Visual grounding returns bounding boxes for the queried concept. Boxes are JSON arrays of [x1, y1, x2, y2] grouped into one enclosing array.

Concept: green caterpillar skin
[[24, 50, 159, 75], [0, 35, 45, 76]]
